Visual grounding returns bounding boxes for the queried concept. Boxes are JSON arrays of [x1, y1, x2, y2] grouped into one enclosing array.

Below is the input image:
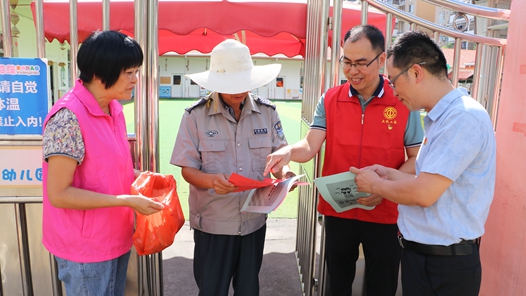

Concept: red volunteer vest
[[319, 79, 409, 224]]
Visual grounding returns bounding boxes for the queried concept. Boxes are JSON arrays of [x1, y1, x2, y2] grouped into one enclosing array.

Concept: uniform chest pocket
[[248, 137, 272, 172], [199, 140, 226, 173]]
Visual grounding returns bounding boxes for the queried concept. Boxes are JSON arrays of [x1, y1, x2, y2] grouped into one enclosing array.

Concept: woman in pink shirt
[[41, 30, 163, 296]]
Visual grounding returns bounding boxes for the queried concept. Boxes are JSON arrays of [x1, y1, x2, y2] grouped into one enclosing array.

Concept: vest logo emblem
[[383, 107, 397, 120], [383, 107, 397, 130]]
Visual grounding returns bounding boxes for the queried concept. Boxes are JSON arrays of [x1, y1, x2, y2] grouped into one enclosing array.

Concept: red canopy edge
[[31, 0, 388, 57], [140, 29, 306, 56]]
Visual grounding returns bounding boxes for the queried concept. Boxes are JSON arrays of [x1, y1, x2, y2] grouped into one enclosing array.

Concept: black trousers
[[401, 243, 481, 296], [324, 217, 401, 296], [193, 224, 266, 296]]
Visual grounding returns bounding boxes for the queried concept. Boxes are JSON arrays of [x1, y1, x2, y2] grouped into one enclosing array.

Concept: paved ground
[[162, 218, 303, 296], [162, 218, 402, 296]]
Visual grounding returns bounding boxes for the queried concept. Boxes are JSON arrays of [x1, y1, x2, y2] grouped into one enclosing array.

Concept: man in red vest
[[264, 25, 423, 295]]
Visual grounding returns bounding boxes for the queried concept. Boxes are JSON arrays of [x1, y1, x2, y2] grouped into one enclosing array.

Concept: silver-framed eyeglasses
[[388, 62, 426, 89], [339, 52, 382, 71]]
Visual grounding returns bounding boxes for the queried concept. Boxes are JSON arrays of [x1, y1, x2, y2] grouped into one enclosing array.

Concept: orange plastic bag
[[131, 171, 185, 255]]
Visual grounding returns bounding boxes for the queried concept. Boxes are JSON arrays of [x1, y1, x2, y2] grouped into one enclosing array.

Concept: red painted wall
[[481, 1, 526, 295]]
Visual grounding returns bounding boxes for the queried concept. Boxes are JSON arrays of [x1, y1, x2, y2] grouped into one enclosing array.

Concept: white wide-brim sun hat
[[185, 39, 281, 94]]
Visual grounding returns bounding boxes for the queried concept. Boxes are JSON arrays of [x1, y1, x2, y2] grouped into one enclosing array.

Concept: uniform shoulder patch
[[254, 96, 276, 110], [274, 121, 285, 140], [185, 97, 209, 113]]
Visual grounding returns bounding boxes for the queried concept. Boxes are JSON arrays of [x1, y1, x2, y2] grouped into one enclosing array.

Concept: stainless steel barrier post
[[0, 3, 55, 294]]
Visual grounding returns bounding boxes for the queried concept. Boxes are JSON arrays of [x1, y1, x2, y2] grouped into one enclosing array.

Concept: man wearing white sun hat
[[170, 39, 295, 296]]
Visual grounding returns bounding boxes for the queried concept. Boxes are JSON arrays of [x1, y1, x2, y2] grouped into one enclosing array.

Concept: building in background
[[442, 48, 477, 90], [436, 1, 475, 48], [377, 0, 437, 36], [375, 0, 509, 87], [376, 0, 510, 46], [435, 0, 510, 49]]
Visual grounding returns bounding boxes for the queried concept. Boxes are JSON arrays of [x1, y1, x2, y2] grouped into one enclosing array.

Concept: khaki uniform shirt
[[170, 92, 288, 235]]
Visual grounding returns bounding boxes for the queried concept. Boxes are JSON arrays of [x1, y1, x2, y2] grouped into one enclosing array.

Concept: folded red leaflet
[[228, 173, 281, 192]]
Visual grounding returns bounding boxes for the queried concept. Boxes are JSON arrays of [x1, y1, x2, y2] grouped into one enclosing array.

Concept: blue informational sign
[[0, 58, 50, 135]]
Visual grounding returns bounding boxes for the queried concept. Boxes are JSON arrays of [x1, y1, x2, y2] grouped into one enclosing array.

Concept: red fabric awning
[[31, 0, 388, 57]]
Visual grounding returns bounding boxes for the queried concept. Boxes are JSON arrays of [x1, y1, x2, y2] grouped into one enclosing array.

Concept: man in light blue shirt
[[350, 31, 496, 296]]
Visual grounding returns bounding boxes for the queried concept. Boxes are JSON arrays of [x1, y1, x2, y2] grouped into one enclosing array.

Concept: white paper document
[[314, 171, 375, 213], [241, 174, 305, 214]]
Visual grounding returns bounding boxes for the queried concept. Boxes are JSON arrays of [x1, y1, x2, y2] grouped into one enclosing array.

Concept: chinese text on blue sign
[[0, 58, 50, 135]]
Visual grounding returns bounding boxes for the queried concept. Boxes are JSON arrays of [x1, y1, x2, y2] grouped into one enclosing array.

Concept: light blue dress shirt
[[398, 88, 496, 245]]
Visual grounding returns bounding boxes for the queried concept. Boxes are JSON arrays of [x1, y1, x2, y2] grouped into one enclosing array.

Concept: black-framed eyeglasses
[[388, 62, 426, 89], [339, 52, 383, 71]]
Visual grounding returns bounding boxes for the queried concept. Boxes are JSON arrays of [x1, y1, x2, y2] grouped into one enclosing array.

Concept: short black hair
[[77, 30, 143, 89], [387, 31, 448, 78], [343, 25, 384, 54]]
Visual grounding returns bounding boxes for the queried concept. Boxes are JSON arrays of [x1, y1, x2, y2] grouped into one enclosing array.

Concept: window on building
[[173, 75, 181, 85], [276, 77, 284, 87], [438, 11, 446, 23]]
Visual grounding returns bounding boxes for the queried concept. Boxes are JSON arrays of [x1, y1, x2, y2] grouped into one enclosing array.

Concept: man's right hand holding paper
[[352, 165, 391, 207]]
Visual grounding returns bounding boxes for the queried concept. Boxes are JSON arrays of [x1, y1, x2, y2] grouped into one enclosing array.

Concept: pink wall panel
[[481, 1, 526, 295]]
